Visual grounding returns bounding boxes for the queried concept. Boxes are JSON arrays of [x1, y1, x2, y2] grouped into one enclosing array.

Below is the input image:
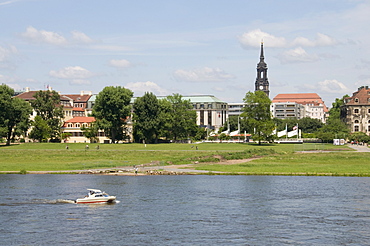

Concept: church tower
[[255, 42, 270, 97]]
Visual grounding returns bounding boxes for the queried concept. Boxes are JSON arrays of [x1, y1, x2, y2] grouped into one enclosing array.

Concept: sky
[[1, 0, 370, 106]]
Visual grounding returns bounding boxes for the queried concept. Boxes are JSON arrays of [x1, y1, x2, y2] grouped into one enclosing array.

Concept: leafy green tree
[[242, 91, 274, 145], [133, 92, 161, 144], [273, 118, 299, 132], [348, 132, 370, 144], [0, 84, 33, 145], [93, 86, 133, 143], [81, 123, 99, 143], [30, 90, 64, 141], [316, 95, 349, 142], [29, 115, 51, 142], [61, 132, 72, 142], [164, 94, 198, 141], [298, 117, 323, 133], [329, 95, 349, 122]]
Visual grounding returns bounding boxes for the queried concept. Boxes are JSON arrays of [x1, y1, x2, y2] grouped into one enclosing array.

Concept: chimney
[[25, 87, 30, 92], [80, 91, 84, 96]]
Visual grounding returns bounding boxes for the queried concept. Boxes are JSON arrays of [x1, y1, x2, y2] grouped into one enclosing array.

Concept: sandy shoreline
[[0, 158, 259, 175]]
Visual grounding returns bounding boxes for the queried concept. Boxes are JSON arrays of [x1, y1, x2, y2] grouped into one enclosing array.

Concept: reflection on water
[[1, 174, 370, 245]]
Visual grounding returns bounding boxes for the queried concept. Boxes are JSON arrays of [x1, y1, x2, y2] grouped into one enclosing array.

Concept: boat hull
[[75, 196, 116, 204]]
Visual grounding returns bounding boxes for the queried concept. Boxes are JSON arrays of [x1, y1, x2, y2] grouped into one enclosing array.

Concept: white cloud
[[109, 59, 131, 69], [278, 47, 319, 64], [20, 26, 94, 46], [49, 66, 95, 79], [71, 30, 94, 44], [0, 0, 19, 6], [238, 29, 287, 48], [173, 67, 235, 82], [69, 79, 91, 85], [304, 79, 349, 94], [292, 33, 337, 47], [125, 81, 169, 96], [21, 26, 68, 46], [239, 30, 337, 49], [0, 45, 18, 62], [90, 45, 132, 52]]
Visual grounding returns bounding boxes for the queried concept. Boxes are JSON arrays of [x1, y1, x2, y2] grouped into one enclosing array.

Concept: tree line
[[0, 84, 203, 145], [0, 84, 363, 145]]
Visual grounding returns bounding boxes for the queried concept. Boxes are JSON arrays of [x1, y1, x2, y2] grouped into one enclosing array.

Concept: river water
[[1, 174, 370, 245]]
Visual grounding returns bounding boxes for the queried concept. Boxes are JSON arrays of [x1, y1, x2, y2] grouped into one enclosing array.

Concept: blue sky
[[1, 0, 370, 106]]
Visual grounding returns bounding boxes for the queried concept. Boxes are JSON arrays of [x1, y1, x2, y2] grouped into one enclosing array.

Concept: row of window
[[353, 108, 370, 114], [64, 132, 106, 137], [353, 120, 370, 124], [66, 123, 90, 128], [354, 125, 370, 132]]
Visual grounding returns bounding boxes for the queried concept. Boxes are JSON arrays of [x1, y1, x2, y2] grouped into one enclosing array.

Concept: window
[[354, 125, 359, 132], [354, 120, 359, 123], [355, 98, 359, 103], [354, 109, 359, 114], [75, 123, 80, 128], [67, 123, 72, 127]]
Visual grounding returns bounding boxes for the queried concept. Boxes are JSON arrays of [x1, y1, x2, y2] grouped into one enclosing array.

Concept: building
[[61, 116, 111, 143], [271, 102, 306, 119], [156, 95, 228, 131], [62, 91, 92, 118], [272, 93, 328, 123], [342, 86, 370, 134], [228, 103, 245, 116], [255, 42, 270, 97]]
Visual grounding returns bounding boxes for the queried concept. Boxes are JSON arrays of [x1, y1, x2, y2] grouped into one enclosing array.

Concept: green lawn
[[195, 152, 370, 176], [1, 142, 366, 176]]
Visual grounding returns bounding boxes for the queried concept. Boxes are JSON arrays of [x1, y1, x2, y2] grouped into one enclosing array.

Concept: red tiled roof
[[346, 86, 370, 105], [73, 107, 85, 111], [63, 94, 91, 102], [15, 91, 38, 100], [272, 93, 328, 112], [64, 117, 95, 123]]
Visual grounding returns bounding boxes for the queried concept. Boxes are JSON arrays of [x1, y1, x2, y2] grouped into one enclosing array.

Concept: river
[[1, 174, 369, 245]]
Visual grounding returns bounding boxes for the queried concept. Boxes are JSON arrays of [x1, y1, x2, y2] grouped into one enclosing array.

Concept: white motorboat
[[75, 189, 116, 204]]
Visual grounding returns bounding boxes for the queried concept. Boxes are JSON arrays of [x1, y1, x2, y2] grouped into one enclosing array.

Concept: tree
[[30, 90, 64, 141], [0, 84, 33, 145], [164, 94, 198, 141], [29, 115, 51, 142], [316, 95, 349, 142], [81, 123, 99, 143], [242, 91, 274, 145], [298, 117, 323, 133], [93, 86, 133, 143], [133, 92, 161, 144], [348, 132, 369, 143]]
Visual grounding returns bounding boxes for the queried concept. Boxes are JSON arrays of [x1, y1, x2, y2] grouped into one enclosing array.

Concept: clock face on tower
[[259, 85, 264, 90]]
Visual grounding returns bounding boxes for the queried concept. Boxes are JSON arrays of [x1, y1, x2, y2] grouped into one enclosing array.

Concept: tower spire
[[255, 41, 270, 97], [260, 41, 264, 61]]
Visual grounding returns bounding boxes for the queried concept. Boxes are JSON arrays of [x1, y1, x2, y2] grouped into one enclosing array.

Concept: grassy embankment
[[1, 142, 369, 176]]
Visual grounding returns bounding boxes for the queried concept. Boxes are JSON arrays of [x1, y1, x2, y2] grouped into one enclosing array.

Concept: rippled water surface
[[1, 174, 370, 245]]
